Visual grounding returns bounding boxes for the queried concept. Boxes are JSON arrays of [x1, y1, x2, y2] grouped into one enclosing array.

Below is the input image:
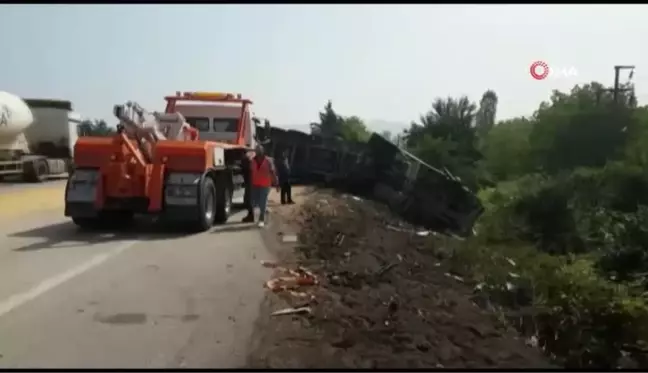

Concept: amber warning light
[[176, 91, 243, 100]]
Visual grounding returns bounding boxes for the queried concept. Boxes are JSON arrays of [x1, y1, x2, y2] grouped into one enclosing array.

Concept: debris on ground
[[385, 224, 432, 237], [264, 265, 319, 293], [271, 307, 312, 317], [248, 188, 553, 369], [281, 234, 299, 243], [261, 260, 279, 269]]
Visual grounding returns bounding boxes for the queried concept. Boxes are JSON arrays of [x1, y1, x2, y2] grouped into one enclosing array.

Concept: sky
[[1, 4, 647, 134]]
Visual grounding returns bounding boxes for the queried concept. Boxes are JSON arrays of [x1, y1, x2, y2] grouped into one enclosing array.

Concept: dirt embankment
[[246, 187, 553, 369]]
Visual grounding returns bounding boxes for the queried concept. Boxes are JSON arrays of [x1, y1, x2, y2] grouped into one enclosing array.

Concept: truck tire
[[66, 160, 75, 175], [214, 175, 232, 224], [24, 159, 48, 183], [195, 176, 216, 232]]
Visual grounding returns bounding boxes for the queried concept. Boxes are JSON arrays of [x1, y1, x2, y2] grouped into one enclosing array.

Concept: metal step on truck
[[0, 91, 80, 182]]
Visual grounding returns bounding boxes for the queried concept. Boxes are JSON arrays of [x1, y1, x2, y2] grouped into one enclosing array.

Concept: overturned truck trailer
[[260, 126, 483, 237], [349, 134, 483, 237], [257, 126, 364, 184]]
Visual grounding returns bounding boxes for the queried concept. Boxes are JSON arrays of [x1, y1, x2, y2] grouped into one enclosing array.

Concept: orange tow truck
[[64, 91, 268, 231]]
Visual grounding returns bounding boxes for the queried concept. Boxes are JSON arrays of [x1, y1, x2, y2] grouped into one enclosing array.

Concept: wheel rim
[[38, 163, 47, 177], [204, 188, 215, 221]]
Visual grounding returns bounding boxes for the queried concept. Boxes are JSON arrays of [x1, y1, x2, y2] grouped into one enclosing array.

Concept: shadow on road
[[211, 222, 258, 234], [9, 212, 262, 252], [9, 218, 193, 252], [0, 175, 69, 185]]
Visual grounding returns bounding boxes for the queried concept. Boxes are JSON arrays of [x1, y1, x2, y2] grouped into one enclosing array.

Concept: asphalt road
[[0, 189, 275, 368]]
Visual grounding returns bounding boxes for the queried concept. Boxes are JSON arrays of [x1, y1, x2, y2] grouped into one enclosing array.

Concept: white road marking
[[0, 240, 137, 318]]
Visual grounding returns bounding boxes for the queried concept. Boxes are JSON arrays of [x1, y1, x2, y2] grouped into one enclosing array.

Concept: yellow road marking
[[0, 185, 66, 221]]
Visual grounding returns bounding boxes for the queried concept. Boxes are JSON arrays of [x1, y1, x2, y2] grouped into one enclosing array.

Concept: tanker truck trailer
[[0, 91, 80, 182]]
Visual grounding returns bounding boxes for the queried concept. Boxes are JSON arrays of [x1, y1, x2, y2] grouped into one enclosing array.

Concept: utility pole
[[597, 65, 635, 105], [613, 65, 635, 104]]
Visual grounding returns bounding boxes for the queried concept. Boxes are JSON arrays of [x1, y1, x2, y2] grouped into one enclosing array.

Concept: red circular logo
[[530, 61, 549, 80]]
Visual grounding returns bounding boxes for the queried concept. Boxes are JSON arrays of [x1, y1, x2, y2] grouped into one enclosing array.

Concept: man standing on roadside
[[248, 144, 279, 227], [277, 149, 294, 205]]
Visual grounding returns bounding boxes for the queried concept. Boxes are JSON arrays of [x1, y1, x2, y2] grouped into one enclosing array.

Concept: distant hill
[[275, 124, 311, 132]]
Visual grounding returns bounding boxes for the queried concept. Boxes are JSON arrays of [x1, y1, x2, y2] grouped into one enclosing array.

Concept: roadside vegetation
[[77, 118, 115, 137], [309, 79, 648, 368]]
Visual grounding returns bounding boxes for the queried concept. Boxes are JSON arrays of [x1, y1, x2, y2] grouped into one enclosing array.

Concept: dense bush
[[479, 164, 648, 259], [447, 235, 648, 368], [399, 80, 648, 368]]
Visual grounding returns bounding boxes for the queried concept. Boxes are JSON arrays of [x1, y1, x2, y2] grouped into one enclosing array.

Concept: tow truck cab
[[164, 91, 257, 148]]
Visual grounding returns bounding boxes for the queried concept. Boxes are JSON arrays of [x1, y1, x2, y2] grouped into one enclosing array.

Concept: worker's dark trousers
[[280, 182, 293, 204], [243, 185, 253, 217]]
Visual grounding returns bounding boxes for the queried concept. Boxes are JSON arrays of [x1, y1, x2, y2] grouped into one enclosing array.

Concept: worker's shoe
[[257, 221, 265, 228], [241, 214, 254, 223]]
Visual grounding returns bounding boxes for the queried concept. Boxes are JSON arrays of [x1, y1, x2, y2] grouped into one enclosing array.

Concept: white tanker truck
[[0, 91, 80, 182]]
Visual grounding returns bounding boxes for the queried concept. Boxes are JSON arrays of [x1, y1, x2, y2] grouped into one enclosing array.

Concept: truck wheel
[[214, 179, 231, 224], [196, 176, 216, 231], [24, 159, 48, 183]]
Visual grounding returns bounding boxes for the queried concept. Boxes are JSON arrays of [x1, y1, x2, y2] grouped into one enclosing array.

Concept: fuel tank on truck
[[0, 91, 34, 155]]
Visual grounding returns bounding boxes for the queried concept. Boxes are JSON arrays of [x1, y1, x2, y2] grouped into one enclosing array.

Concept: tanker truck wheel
[[24, 159, 48, 183]]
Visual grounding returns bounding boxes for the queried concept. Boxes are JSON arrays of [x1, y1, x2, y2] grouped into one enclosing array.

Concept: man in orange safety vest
[[247, 144, 279, 227]]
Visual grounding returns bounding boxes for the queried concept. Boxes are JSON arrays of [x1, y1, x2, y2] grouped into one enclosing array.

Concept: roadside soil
[[246, 186, 553, 369]]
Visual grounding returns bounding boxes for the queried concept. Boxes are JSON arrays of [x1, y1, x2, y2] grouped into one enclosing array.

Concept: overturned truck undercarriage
[[258, 127, 484, 237]]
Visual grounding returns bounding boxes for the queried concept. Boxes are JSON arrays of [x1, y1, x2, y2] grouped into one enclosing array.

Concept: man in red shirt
[[249, 145, 279, 227]]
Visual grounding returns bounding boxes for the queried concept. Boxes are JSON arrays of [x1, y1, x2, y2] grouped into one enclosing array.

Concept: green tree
[[93, 119, 113, 136], [339, 115, 370, 142], [78, 119, 115, 137], [528, 82, 635, 174], [311, 100, 343, 139], [475, 90, 498, 138], [311, 101, 370, 142], [623, 105, 648, 167], [404, 96, 481, 188], [407, 96, 478, 150], [77, 119, 94, 136], [480, 117, 533, 181]]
